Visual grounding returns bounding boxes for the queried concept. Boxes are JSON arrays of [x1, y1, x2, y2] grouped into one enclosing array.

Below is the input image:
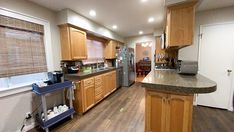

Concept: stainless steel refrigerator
[[120, 46, 135, 87]]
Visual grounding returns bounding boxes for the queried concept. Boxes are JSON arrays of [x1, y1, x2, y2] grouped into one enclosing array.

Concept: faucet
[[96, 59, 99, 70]]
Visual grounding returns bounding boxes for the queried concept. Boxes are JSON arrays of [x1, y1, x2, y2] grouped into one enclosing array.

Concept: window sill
[[0, 85, 32, 98]]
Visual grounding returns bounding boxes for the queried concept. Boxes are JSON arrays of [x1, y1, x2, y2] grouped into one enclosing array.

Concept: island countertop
[[141, 70, 217, 94]]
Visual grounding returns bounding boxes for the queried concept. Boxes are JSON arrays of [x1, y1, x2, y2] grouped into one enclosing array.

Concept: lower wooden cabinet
[[83, 78, 95, 111], [103, 71, 116, 97], [145, 90, 193, 132], [73, 70, 117, 114], [94, 75, 104, 102]]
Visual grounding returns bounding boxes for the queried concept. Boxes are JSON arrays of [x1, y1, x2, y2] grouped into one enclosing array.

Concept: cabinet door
[[104, 40, 116, 59], [59, 25, 72, 60], [166, 94, 193, 132], [103, 73, 109, 96], [166, 1, 196, 47], [70, 27, 87, 60], [145, 90, 167, 132], [83, 85, 95, 111]]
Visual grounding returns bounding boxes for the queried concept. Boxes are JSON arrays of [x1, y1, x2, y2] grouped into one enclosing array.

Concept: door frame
[[198, 22, 234, 111], [134, 41, 154, 79]]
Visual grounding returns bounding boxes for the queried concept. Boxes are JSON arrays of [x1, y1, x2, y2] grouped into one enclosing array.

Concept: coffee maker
[[47, 71, 64, 84]]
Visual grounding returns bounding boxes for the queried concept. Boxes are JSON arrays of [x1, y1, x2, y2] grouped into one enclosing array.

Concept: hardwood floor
[[135, 76, 145, 82], [31, 83, 234, 132]]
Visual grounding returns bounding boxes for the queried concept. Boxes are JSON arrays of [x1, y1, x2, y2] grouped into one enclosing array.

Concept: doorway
[[197, 23, 234, 110], [135, 42, 152, 82]]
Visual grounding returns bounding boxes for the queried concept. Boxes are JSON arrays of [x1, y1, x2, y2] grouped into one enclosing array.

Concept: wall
[[179, 6, 234, 61], [0, 0, 62, 131], [135, 44, 152, 62], [57, 9, 124, 43], [126, 34, 155, 70]]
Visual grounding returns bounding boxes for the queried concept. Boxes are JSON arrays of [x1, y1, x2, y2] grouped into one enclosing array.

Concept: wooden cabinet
[[94, 75, 104, 102], [103, 73, 110, 96], [145, 91, 167, 132], [73, 70, 117, 114], [103, 71, 117, 97], [83, 78, 95, 111], [59, 24, 87, 60], [104, 40, 117, 59], [165, 1, 197, 48], [145, 90, 193, 132]]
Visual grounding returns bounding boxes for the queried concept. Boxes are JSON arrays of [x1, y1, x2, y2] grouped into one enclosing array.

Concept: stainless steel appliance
[[116, 67, 123, 88], [177, 60, 198, 75], [121, 46, 135, 86]]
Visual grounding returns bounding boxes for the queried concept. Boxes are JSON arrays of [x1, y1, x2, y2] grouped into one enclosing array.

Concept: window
[[0, 13, 48, 92], [82, 39, 104, 65], [0, 15, 47, 77]]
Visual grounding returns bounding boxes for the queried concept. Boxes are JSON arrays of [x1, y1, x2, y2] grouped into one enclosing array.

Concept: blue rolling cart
[[32, 80, 75, 132]]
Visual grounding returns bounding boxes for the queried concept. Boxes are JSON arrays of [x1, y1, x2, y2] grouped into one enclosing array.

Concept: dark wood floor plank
[[31, 83, 234, 132]]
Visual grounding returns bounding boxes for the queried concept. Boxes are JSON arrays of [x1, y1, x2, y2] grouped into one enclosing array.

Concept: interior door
[[197, 23, 234, 110]]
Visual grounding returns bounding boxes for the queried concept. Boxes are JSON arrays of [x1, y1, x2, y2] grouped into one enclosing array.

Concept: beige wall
[[179, 6, 234, 61], [0, 0, 62, 131], [135, 44, 152, 63]]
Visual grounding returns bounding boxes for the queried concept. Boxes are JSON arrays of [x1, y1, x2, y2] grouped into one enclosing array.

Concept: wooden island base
[[145, 89, 194, 132]]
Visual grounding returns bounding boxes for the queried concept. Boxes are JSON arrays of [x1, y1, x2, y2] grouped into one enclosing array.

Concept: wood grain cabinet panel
[[166, 1, 197, 48], [94, 75, 104, 102], [83, 78, 95, 111], [104, 40, 117, 59], [59, 24, 87, 60], [166, 94, 193, 132], [145, 91, 167, 132], [145, 90, 193, 132], [73, 70, 118, 114]]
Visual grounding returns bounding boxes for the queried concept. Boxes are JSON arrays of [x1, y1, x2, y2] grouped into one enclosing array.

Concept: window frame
[[0, 7, 53, 95]]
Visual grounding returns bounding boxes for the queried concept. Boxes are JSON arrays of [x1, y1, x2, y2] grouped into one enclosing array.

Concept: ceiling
[[28, 0, 234, 37], [197, 0, 234, 11]]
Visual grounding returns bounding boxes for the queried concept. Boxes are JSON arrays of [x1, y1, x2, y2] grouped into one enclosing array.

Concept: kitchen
[[0, 0, 234, 132]]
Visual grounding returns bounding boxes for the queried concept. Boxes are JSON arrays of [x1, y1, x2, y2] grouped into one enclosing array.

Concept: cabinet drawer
[[83, 78, 94, 87], [95, 76, 102, 82]]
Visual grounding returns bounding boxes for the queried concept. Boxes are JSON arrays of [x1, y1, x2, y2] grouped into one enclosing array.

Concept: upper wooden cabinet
[[59, 24, 87, 60], [165, 1, 197, 48], [104, 40, 117, 59]]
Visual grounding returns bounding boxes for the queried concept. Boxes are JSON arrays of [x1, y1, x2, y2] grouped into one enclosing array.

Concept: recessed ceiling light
[[139, 31, 143, 35], [89, 10, 96, 17], [112, 25, 118, 29], [148, 17, 155, 23], [141, 0, 148, 3]]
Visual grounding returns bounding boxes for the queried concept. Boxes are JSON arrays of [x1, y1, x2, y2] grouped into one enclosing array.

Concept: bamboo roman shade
[[0, 15, 47, 78]]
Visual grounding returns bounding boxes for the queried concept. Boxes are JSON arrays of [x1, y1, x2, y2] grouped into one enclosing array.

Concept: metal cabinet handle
[[227, 69, 232, 73]]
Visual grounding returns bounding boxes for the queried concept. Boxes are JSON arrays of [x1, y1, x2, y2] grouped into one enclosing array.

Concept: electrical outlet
[[25, 112, 32, 119]]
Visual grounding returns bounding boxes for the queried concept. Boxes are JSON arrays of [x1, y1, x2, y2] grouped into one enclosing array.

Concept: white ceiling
[[197, 0, 234, 11], [28, 0, 234, 37]]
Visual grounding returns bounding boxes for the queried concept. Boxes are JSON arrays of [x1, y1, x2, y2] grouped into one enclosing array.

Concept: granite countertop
[[65, 67, 116, 80], [141, 70, 217, 94]]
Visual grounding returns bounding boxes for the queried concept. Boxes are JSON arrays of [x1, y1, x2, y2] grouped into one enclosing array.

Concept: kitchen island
[[141, 70, 216, 132]]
